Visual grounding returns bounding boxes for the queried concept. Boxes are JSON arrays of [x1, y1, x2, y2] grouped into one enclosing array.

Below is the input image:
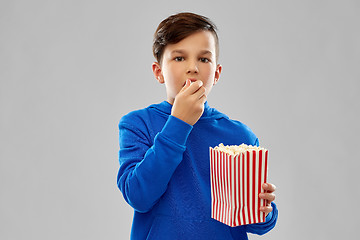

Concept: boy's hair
[[153, 12, 219, 64]]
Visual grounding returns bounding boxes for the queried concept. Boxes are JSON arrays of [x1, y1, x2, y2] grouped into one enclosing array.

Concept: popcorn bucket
[[209, 145, 268, 227]]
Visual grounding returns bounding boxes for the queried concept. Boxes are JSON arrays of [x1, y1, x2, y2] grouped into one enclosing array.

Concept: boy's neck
[[166, 98, 175, 105]]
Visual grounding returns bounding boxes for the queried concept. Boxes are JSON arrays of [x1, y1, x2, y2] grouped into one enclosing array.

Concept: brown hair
[[152, 12, 219, 64]]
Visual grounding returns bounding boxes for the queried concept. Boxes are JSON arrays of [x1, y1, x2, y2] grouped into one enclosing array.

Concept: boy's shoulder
[[223, 118, 259, 146], [212, 108, 258, 145], [226, 117, 254, 132], [119, 102, 166, 126], [210, 107, 253, 131], [225, 117, 257, 136], [120, 105, 150, 124]]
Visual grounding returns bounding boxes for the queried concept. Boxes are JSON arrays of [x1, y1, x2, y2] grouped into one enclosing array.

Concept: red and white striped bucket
[[209, 147, 268, 227]]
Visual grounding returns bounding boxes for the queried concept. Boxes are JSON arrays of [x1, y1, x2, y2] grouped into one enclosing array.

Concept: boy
[[117, 12, 278, 239]]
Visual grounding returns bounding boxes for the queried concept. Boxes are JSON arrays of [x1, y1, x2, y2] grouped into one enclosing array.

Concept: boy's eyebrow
[[170, 49, 213, 55], [199, 50, 213, 55], [170, 49, 186, 55]]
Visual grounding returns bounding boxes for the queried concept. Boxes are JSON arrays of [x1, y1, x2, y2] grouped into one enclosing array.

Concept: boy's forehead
[[165, 31, 216, 54]]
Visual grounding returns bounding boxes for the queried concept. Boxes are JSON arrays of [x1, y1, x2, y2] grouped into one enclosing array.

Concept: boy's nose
[[186, 61, 199, 74]]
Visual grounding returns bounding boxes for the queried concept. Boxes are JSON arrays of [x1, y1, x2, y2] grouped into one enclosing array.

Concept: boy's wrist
[[171, 112, 192, 126]]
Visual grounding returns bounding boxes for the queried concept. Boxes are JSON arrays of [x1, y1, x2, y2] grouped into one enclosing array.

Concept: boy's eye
[[174, 57, 185, 61], [200, 58, 210, 63]]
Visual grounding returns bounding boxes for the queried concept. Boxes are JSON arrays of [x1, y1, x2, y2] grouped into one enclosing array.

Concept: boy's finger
[[199, 93, 207, 103], [180, 79, 191, 93], [259, 192, 276, 202], [194, 86, 206, 99], [260, 205, 273, 214], [186, 80, 203, 94], [262, 183, 276, 193]]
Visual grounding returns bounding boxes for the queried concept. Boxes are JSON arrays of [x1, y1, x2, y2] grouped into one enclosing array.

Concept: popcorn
[[214, 143, 267, 156], [209, 143, 269, 227]]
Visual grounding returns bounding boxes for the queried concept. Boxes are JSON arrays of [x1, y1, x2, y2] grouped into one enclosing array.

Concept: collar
[[157, 101, 212, 117]]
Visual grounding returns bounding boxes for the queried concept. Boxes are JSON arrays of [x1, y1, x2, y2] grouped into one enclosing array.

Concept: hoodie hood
[[149, 101, 228, 122]]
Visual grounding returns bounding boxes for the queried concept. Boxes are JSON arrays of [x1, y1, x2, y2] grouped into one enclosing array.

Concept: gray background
[[1, 0, 359, 239]]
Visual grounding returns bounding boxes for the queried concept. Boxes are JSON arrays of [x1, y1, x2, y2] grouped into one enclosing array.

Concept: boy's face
[[152, 30, 222, 104]]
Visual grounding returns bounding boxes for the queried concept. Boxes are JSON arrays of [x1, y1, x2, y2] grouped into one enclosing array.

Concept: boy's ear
[[213, 64, 222, 85], [152, 62, 164, 84]]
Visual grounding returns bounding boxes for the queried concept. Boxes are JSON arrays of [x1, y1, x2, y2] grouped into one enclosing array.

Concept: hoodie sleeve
[[245, 202, 278, 235], [117, 114, 193, 213]]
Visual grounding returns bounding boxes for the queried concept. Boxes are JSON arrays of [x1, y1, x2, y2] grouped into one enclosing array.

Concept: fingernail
[[263, 183, 268, 188]]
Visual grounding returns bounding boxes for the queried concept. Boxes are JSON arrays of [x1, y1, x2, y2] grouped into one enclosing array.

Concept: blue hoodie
[[117, 101, 278, 240]]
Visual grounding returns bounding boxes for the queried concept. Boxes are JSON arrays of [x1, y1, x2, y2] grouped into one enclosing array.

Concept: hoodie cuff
[[161, 115, 193, 146]]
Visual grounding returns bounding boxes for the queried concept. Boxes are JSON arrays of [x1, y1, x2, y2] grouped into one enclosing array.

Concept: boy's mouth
[[183, 78, 199, 87], [187, 78, 197, 82]]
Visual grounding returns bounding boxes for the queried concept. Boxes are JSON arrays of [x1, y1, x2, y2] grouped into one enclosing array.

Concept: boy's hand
[[259, 183, 276, 216], [171, 79, 207, 126]]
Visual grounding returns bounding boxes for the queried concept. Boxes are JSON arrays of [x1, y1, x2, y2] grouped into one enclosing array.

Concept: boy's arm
[[117, 114, 192, 213], [117, 79, 205, 213]]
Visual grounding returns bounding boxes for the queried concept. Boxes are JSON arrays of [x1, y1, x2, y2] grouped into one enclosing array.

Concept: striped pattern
[[209, 147, 268, 227]]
